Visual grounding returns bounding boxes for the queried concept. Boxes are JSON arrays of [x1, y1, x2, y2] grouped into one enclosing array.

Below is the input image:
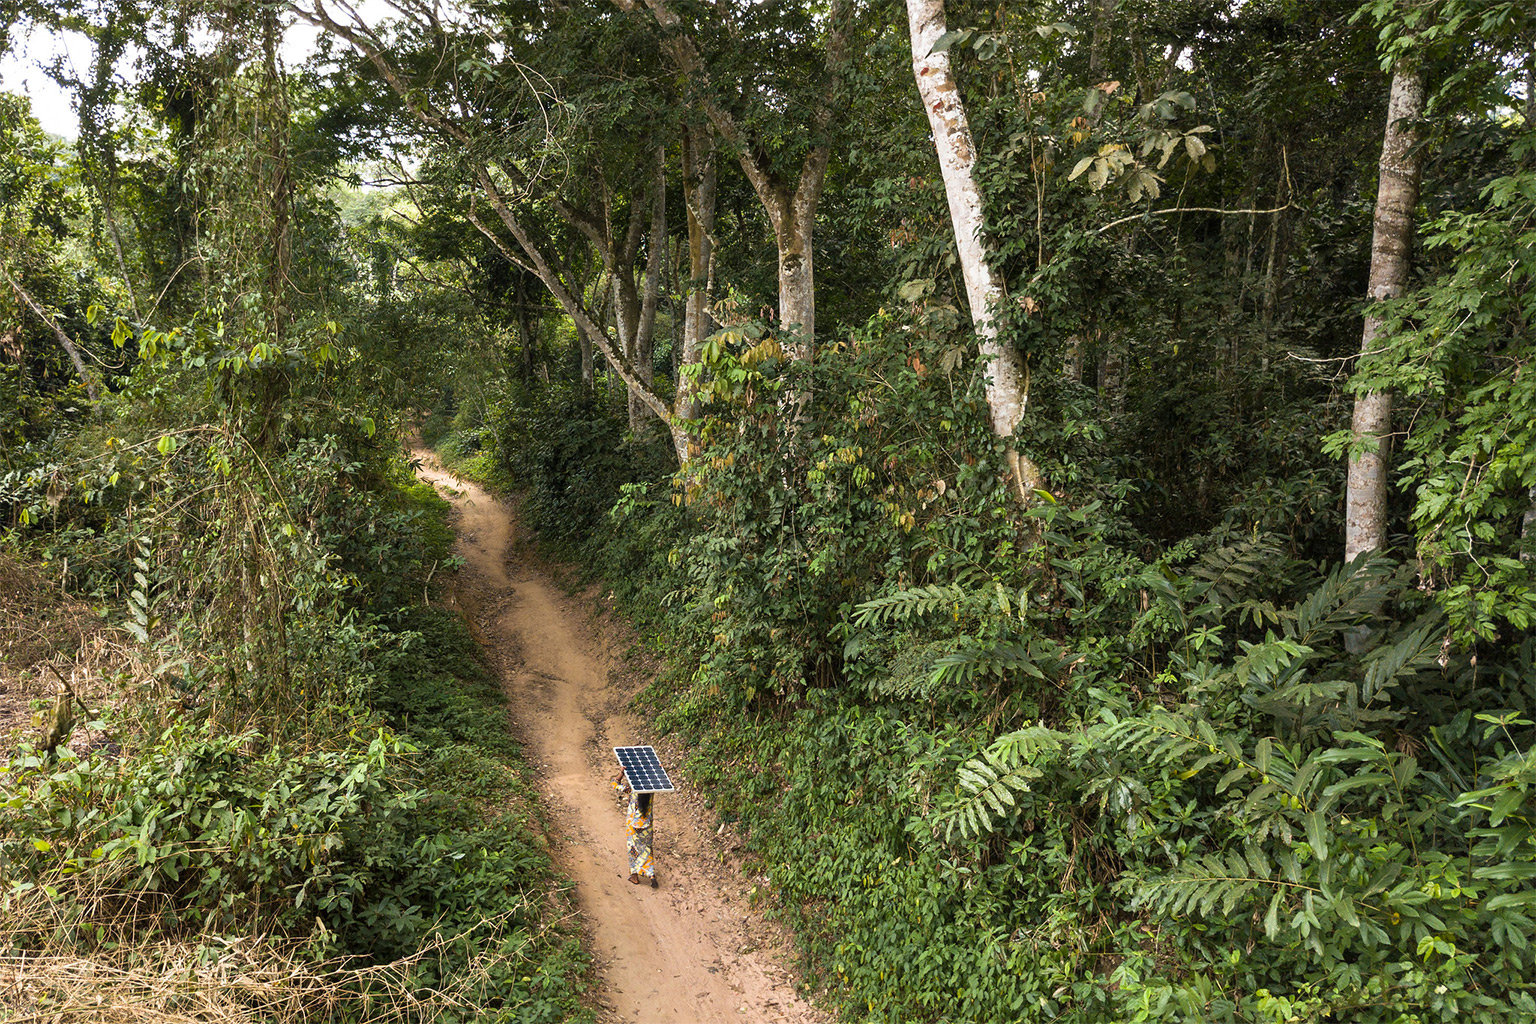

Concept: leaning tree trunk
[[612, 189, 646, 415], [907, 0, 1044, 506], [1, 263, 99, 404], [1345, 66, 1425, 566]]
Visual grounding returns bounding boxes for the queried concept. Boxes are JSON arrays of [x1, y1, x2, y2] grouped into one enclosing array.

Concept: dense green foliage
[[419, 3, 1536, 1014], [499, 305, 1536, 1023], [0, 15, 590, 1016], [6, 0, 1536, 1021]]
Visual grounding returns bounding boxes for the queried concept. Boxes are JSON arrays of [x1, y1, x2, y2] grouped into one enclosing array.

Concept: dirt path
[[413, 450, 825, 1024]]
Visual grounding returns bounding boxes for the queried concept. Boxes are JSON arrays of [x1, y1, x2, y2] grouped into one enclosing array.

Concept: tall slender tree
[[906, 0, 1043, 506], [611, 0, 867, 357], [1345, 65, 1425, 565]]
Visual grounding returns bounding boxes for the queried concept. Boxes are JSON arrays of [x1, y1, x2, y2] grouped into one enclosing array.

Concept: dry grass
[[0, 931, 524, 1024], [0, 751, 539, 1024], [0, 556, 103, 671], [1, 872, 544, 1024], [0, 554, 577, 1023]]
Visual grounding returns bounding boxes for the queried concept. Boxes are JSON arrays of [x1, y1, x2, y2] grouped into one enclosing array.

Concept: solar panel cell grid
[[614, 745, 676, 792]]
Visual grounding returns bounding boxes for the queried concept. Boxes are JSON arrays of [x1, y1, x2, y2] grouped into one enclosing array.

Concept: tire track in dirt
[[414, 449, 825, 1024]]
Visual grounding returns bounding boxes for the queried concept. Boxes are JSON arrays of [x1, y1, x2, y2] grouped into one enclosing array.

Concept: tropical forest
[[1, 0, 1534, 1021]]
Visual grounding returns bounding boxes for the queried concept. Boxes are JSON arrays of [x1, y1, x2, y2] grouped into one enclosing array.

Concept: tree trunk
[[1259, 161, 1291, 336], [1, 263, 99, 404], [765, 186, 819, 358], [1065, 336, 1084, 383], [578, 326, 595, 391], [611, 0, 852, 359], [1089, 0, 1116, 77], [907, 0, 1044, 505], [1098, 344, 1124, 416], [678, 123, 717, 430], [631, 147, 667, 430], [612, 193, 645, 375], [669, 234, 684, 380], [613, 272, 638, 386], [516, 275, 537, 381], [261, 12, 292, 349], [291, 2, 681, 440], [1522, 484, 1536, 563], [1345, 66, 1425, 566], [88, 168, 143, 322]]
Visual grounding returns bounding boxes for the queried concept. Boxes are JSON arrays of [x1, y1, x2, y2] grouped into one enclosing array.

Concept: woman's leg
[[629, 823, 655, 881]]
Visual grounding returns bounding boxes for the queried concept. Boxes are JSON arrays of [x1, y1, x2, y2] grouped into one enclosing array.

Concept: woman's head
[[638, 792, 653, 815]]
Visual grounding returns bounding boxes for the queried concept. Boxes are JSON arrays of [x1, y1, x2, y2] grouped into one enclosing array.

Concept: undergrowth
[[0, 439, 591, 1023], [453, 310, 1536, 1024]]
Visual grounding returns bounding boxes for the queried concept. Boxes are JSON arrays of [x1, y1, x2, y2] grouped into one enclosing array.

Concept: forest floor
[[0, 554, 116, 753], [411, 447, 825, 1024]]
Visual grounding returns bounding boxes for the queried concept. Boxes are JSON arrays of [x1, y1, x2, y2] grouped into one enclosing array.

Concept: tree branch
[[296, 0, 674, 424], [471, 170, 673, 423], [1095, 202, 1293, 234], [1, 262, 99, 404]]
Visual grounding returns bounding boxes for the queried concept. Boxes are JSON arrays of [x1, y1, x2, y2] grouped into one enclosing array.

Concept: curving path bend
[[413, 448, 824, 1024]]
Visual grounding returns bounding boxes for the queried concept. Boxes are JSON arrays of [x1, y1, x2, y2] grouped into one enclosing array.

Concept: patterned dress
[[613, 776, 656, 880], [625, 792, 656, 879]]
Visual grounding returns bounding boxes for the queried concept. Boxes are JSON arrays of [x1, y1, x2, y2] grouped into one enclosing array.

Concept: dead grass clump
[[0, 872, 544, 1024], [1, 848, 566, 1024], [0, 554, 124, 754], [0, 553, 144, 756], [0, 931, 523, 1024]]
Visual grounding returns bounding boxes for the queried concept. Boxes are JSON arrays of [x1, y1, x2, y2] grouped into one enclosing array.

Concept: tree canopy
[[3, 0, 1536, 1021]]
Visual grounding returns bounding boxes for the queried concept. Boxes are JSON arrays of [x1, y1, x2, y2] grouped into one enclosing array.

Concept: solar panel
[[614, 745, 675, 793]]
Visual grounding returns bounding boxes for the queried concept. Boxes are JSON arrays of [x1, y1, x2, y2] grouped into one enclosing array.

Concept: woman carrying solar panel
[[612, 745, 674, 888]]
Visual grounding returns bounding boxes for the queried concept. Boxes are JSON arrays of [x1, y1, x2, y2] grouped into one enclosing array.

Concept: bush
[[502, 306, 1536, 1024], [1, 430, 590, 1021]]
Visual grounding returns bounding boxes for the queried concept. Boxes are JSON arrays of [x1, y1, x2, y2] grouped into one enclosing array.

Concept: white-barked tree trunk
[[1345, 66, 1425, 565], [907, 0, 1043, 506]]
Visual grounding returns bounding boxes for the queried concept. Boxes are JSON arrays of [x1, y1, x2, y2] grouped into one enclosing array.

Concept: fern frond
[[1133, 852, 1287, 923], [991, 725, 1066, 765], [1133, 846, 1383, 944], [1103, 710, 1318, 807], [1190, 536, 1288, 613], [934, 727, 1066, 841], [1232, 635, 1314, 690], [863, 638, 953, 700], [852, 584, 967, 628], [930, 640, 1062, 687], [1289, 552, 1399, 646], [1359, 614, 1444, 707]]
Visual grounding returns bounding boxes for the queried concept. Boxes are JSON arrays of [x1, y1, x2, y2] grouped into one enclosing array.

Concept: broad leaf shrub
[[670, 555, 1536, 1022], [2, 723, 420, 937], [0, 606, 589, 1023], [2, 427, 590, 1022], [489, 304, 1536, 1022]]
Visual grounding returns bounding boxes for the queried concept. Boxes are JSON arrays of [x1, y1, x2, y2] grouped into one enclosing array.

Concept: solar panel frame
[[614, 745, 675, 793]]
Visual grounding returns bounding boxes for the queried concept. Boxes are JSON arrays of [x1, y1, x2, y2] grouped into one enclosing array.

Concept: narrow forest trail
[[412, 448, 825, 1024]]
